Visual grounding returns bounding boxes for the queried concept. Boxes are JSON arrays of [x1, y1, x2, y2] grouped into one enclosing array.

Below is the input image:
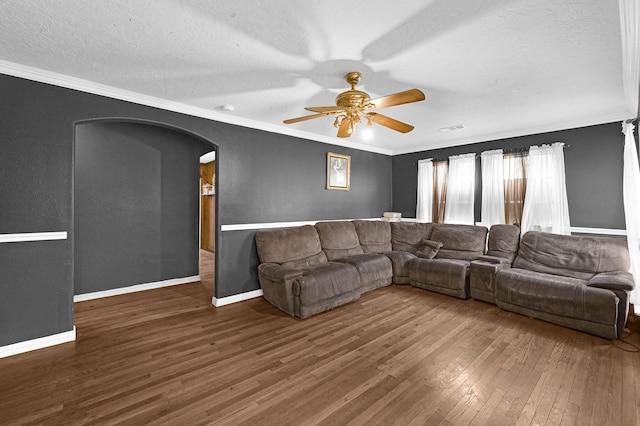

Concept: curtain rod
[[428, 143, 571, 163]]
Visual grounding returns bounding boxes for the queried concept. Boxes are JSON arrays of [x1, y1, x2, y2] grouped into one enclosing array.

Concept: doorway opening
[[73, 118, 218, 301], [199, 151, 216, 294]]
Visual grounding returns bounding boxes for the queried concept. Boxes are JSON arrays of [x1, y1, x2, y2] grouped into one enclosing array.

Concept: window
[[503, 153, 527, 227], [443, 153, 476, 225], [432, 160, 448, 223]]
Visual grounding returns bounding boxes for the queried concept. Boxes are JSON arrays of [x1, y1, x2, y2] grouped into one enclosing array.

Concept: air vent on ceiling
[[438, 124, 465, 133]]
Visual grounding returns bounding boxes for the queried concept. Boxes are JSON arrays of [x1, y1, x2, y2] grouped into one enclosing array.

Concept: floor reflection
[[199, 249, 215, 293]]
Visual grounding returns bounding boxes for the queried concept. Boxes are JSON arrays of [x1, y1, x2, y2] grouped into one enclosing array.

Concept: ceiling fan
[[283, 71, 426, 138]]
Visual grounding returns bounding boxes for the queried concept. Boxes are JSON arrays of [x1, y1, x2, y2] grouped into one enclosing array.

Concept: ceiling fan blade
[[368, 112, 415, 133], [283, 113, 327, 124], [305, 106, 347, 113], [337, 118, 351, 138], [369, 89, 425, 109]]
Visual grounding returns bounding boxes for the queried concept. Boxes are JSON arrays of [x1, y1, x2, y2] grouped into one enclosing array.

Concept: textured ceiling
[[0, 0, 633, 154]]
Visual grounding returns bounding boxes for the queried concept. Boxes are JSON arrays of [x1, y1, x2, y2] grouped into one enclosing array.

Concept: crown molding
[[390, 110, 635, 155], [1, 60, 631, 157], [0, 60, 393, 156]]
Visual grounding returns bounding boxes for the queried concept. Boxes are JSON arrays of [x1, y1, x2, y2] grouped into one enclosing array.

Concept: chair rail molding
[[0, 231, 68, 243]]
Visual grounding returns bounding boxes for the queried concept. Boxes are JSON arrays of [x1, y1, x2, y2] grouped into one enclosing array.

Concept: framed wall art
[[327, 152, 350, 191]]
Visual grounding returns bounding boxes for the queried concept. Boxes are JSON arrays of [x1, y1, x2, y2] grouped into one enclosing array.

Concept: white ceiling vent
[[438, 124, 465, 133]]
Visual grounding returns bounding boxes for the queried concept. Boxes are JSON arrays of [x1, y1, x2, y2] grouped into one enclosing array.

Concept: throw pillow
[[416, 239, 443, 259]]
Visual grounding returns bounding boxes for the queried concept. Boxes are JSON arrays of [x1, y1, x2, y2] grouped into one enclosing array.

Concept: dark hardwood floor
[[0, 279, 638, 425]]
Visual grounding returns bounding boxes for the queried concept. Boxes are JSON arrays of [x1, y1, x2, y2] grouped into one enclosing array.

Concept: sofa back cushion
[[486, 224, 521, 262], [513, 231, 630, 280], [353, 220, 392, 253], [431, 224, 488, 261], [315, 221, 364, 260], [390, 222, 434, 254], [256, 225, 327, 268]]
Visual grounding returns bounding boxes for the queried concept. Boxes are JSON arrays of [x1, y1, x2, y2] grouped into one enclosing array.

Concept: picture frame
[[327, 152, 351, 191]]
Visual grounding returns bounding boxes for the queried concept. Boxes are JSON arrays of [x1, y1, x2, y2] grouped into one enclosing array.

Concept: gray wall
[[0, 74, 392, 346], [392, 122, 631, 230], [2, 70, 632, 349], [74, 120, 212, 295]]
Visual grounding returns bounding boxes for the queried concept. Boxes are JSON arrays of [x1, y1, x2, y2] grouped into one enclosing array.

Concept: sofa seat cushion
[[315, 221, 364, 260], [294, 262, 361, 309], [390, 222, 434, 254], [430, 224, 488, 261], [496, 268, 618, 325], [338, 253, 393, 292], [409, 258, 471, 299], [353, 220, 392, 253]]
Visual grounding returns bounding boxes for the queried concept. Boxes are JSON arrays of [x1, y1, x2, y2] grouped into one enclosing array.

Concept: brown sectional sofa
[[255, 220, 635, 340]]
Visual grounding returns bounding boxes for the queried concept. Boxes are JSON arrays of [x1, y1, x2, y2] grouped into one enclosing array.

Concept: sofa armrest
[[587, 271, 635, 292], [258, 263, 303, 281], [257, 263, 304, 317], [475, 255, 512, 265]]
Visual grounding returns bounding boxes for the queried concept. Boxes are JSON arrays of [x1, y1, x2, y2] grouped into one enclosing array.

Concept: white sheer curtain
[[444, 153, 476, 225], [416, 159, 433, 222], [480, 149, 505, 227], [622, 122, 640, 315], [619, 0, 640, 314], [619, 0, 639, 117], [520, 143, 570, 235]]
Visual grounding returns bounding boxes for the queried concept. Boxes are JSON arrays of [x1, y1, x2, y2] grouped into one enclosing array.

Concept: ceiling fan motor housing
[[336, 90, 371, 108]]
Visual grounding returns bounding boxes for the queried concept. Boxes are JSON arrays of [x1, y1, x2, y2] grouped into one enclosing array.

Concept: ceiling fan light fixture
[[283, 72, 426, 139], [362, 120, 374, 140]]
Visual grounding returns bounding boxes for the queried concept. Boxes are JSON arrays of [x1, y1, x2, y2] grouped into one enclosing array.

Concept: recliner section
[[494, 232, 634, 339], [408, 224, 488, 299]]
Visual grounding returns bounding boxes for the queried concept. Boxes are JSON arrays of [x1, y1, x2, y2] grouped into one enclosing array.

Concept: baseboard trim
[[0, 326, 76, 359], [74, 275, 200, 302], [213, 289, 264, 307]]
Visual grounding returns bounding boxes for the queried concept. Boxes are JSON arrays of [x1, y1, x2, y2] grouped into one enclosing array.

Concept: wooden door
[[200, 161, 215, 252]]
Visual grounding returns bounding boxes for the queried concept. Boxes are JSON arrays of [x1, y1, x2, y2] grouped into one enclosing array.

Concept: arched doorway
[[73, 118, 218, 299]]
